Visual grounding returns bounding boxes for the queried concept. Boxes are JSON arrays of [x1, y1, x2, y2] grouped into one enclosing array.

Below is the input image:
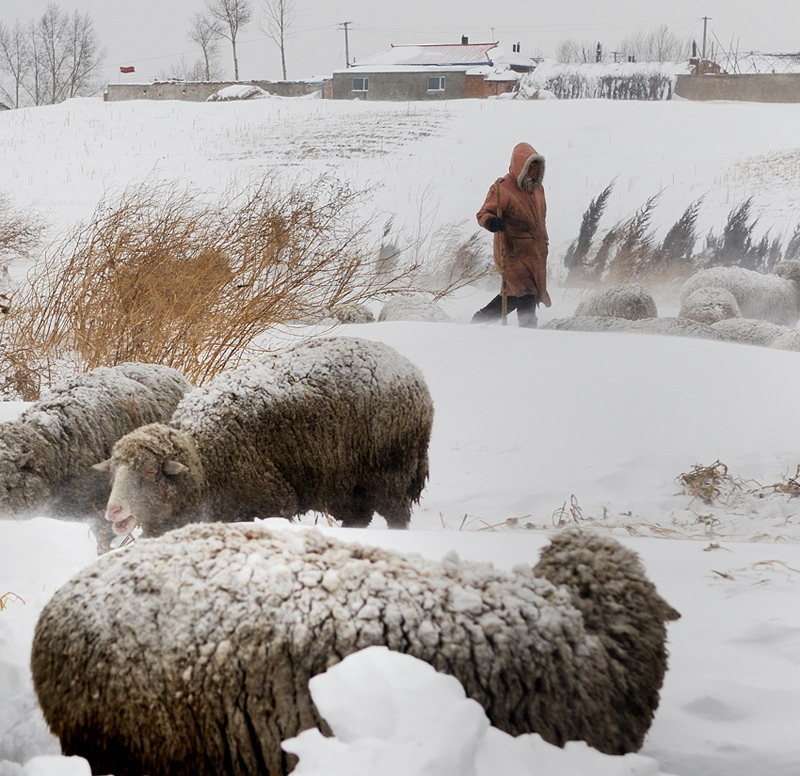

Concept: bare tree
[[188, 13, 223, 81], [16, 4, 105, 106], [618, 25, 690, 63], [205, 0, 253, 80], [0, 20, 31, 108], [555, 38, 598, 64], [261, 0, 295, 80], [159, 57, 207, 82]]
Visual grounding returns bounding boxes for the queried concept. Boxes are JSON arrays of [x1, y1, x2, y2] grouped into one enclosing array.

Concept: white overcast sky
[[2, 0, 799, 84]]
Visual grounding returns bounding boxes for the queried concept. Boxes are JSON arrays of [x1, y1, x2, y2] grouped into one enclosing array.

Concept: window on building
[[427, 76, 446, 91], [351, 77, 369, 92]]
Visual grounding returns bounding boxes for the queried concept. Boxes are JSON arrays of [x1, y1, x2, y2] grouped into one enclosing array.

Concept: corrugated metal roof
[[354, 43, 499, 68]]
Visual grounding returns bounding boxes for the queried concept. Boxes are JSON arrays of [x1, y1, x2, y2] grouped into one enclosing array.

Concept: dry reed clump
[[2, 176, 420, 388], [676, 460, 743, 506], [752, 465, 800, 500]]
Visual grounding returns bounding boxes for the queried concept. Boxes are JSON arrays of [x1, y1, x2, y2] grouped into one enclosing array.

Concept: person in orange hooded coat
[[472, 142, 552, 328]]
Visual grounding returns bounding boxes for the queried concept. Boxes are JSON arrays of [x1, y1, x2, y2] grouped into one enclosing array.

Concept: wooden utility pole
[[701, 16, 712, 59], [339, 21, 352, 66]]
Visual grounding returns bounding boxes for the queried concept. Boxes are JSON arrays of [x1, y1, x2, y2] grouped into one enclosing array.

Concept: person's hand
[[487, 217, 507, 232]]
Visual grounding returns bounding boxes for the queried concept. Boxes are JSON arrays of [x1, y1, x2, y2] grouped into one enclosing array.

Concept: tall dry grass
[[565, 187, 797, 289], [1, 176, 423, 389]]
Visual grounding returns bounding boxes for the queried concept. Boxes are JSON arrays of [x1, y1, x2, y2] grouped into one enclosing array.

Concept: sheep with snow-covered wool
[[93, 337, 433, 539], [574, 283, 658, 320], [710, 318, 790, 347], [31, 523, 680, 776], [329, 302, 375, 324], [378, 294, 450, 323], [0, 363, 191, 553], [543, 315, 723, 341], [770, 329, 800, 352], [678, 286, 741, 325], [679, 261, 800, 326]]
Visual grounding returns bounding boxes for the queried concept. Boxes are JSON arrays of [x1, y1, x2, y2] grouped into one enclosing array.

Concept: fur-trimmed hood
[[509, 142, 545, 190]]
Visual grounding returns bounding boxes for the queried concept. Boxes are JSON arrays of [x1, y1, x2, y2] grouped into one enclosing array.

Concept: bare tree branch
[[260, 0, 295, 80], [205, 0, 253, 80]]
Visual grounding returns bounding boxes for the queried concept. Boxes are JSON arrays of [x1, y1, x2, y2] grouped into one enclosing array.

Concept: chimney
[[461, 35, 468, 45]]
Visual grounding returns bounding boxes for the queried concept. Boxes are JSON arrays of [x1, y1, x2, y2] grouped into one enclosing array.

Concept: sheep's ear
[[92, 459, 113, 472], [163, 460, 188, 476], [18, 450, 33, 468]]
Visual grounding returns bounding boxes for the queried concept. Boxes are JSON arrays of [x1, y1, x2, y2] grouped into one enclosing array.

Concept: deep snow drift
[[1, 95, 800, 775]]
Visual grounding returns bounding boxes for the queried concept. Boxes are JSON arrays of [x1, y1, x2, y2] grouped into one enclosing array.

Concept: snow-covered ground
[[1, 94, 800, 776]]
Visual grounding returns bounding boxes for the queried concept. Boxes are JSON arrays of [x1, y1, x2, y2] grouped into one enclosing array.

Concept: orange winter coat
[[476, 142, 551, 306]]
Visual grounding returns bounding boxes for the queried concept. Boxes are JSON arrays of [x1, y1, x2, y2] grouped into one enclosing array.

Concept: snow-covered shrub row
[[94, 337, 433, 539], [31, 523, 679, 776], [574, 283, 658, 320], [517, 60, 687, 101], [0, 363, 191, 553]]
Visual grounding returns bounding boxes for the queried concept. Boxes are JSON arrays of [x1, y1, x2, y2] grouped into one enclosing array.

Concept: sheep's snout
[[104, 501, 137, 536], [102, 465, 142, 536]]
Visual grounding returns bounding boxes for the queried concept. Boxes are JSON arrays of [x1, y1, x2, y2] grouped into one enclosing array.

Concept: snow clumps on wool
[[678, 286, 741, 325], [679, 261, 800, 326], [379, 294, 450, 322], [0, 363, 191, 552], [94, 337, 433, 539], [574, 283, 658, 320], [543, 315, 723, 341], [710, 318, 790, 347], [31, 522, 680, 776]]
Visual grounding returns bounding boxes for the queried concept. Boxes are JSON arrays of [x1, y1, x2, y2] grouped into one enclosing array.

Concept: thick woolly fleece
[[102, 337, 433, 535], [31, 523, 680, 776], [0, 363, 190, 536], [679, 286, 742, 325], [574, 284, 658, 321], [679, 261, 800, 326], [543, 315, 725, 341]]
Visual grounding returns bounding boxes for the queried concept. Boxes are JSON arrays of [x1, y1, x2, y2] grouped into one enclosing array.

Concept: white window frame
[[351, 77, 369, 92], [427, 75, 446, 92]]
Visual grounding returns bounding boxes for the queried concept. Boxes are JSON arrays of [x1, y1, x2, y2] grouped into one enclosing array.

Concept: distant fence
[[105, 80, 320, 102], [675, 74, 800, 102]]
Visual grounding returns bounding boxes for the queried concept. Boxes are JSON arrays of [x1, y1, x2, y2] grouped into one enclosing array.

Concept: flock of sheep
[[13, 262, 788, 773], [546, 260, 800, 351]]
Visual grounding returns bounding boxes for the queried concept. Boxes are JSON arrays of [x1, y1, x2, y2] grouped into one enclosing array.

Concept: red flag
[[120, 66, 135, 73]]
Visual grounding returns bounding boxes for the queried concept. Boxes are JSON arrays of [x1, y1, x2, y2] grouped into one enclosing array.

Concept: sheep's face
[[94, 455, 189, 538], [92, 424, 203, 538]]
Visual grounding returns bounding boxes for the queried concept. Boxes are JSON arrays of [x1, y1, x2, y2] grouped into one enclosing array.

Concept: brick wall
[[675, 74, 800, 102], [105, 80, 320, 102]]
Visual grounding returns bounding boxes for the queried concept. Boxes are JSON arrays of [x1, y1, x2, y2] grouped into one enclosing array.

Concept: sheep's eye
[[142, 467, 158, 479]]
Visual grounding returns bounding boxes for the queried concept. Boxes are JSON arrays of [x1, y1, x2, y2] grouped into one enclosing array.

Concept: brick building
[[328, 39, 534, 101]]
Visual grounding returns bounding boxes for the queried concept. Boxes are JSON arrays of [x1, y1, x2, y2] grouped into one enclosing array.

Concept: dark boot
[[516, 294, 538, 328], [471, 294, 506, 323]]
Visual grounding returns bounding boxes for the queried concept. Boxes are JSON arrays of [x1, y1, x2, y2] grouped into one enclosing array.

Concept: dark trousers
[[471, 294, 538, 328]]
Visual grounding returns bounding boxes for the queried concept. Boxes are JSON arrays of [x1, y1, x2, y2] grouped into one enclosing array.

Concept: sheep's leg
[[377, 500, 411, 529]]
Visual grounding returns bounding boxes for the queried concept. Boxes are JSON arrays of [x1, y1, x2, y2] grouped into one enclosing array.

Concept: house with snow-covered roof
[[328, 37, 536, 101]]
